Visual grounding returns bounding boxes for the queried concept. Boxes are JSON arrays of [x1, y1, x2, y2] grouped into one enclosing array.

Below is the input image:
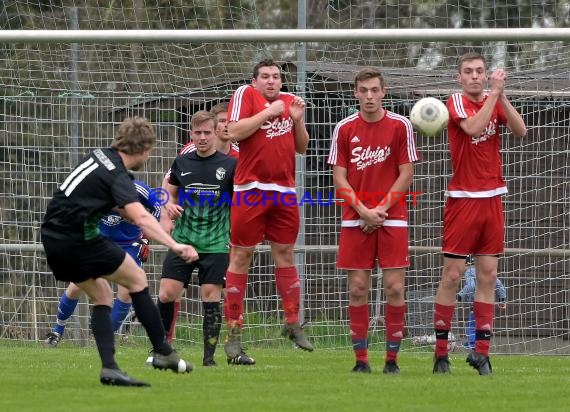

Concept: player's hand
[[490, 69, 506, 95], [360, 223, 376, 234], [267, 100, 285, 118], [172, 243, 199, 263], [164, 202, 183, 220], [135, 238, 150, 263], [290, 97, 306, 123], [359, 207, 387, 230]]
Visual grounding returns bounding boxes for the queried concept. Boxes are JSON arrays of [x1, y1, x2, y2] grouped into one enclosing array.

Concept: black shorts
[[161, 250, 228, 287], [41, 232, 126, 283]]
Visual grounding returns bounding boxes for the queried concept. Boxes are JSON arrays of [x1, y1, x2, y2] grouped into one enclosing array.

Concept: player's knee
[[477, 270, 498, 289], [385, 281, 405, 300], [159, 284, 183, 302], [230, 248, 254, 269], [349, 283, 368, 301]]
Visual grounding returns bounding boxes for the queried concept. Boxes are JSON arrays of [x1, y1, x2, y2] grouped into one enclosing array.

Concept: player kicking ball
[[44, 179, 159, 347], [41, 117, 195, 386]]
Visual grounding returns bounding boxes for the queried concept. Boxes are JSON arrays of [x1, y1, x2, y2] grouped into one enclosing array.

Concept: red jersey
[[446, 93, 508, 197], [228, 85, 298, 192], [179, 142, 240, 158], [328, 111, 419, 225]]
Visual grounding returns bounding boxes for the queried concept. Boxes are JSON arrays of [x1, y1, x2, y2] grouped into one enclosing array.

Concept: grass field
[[1, 341, 568, 412]]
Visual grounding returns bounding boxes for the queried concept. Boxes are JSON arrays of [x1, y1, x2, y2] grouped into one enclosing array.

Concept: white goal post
[[1, 24, 568, 355], [3, 28, 570, 43]]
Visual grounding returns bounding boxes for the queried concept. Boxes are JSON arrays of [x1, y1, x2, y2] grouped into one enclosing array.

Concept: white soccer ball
[[409, 97, 449, 137]]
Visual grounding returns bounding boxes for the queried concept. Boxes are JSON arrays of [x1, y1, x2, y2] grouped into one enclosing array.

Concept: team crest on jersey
[[216, 167, 226, 180], [101, 214, 122, 226]]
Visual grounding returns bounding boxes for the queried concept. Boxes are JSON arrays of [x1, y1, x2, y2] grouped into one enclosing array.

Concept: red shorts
[[230, 190, 299, 247], [337, 223, 409, 270], [442, 196, 504, 255]]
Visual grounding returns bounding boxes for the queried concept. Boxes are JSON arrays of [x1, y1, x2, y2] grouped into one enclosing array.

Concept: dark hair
[[354, 67, 386, 89], [457, 52, 487, 72], [111, 117, 156, 155], [252, 59, 280, 78], [190, 110, 218, 130]]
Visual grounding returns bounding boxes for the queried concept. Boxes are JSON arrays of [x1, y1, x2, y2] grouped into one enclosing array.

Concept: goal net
[[1, 1, 568, 355]]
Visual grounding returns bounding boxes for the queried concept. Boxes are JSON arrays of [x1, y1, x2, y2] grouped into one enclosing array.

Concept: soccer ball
[[409, 97, 449, 137]]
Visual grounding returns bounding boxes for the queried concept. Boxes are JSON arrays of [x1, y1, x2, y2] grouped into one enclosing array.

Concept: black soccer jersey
[[168, 150, 236, 253], [42, 148, 139, 241]]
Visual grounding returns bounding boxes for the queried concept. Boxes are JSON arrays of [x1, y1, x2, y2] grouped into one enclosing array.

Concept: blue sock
[[466, 310, 476, 348], [111, 298, 132, 332], [53, 293, 79, 336]]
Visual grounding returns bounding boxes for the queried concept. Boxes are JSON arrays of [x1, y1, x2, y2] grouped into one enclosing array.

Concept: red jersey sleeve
[[328, 121, 349, 168], [228, 85, 254, 123]]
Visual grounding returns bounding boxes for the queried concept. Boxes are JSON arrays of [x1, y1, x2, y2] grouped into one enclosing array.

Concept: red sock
[[473, 301, 494, 356], [275, 266, 300, 324], [167, 300, 180, 344], [349, 304, 369, 363], [434, 303, 455, 357], [224, 271, 248, 328], [385, 304, 406, 362]]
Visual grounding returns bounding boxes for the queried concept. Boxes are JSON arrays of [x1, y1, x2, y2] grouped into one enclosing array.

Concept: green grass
[[1, 341, 569, 412]]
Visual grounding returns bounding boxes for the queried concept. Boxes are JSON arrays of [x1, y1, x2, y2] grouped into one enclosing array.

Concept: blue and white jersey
[[457, 266, 507, 302], [99, 180, 161, 245]]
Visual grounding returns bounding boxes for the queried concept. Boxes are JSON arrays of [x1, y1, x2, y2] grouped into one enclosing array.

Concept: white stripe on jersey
[[445, 187, 508, 198], [135, 182, 161, 219], [180, 143, 239, 155], [386, 111, 418, 163], [234, 181, 295, 193], [451, 93, 468, 118], [328, 113, 359, 165], [229, 85, 249, 122], [180, 144, 196, 155], [63, 162, 99, 197], [60, 157, 95, 192], [341, 219, 408, 227]]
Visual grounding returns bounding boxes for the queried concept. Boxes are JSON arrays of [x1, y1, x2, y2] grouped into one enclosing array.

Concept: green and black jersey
[[41, 148, 139, 241], [168, 150, 237, 253]]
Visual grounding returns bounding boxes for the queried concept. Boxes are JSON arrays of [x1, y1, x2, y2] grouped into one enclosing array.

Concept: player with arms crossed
[[44, 179, 160, 347], [41, 117, 196, 387], [432, 52, 526, 375], [221, 58, 314, 360], [328, 67, 419, 374]]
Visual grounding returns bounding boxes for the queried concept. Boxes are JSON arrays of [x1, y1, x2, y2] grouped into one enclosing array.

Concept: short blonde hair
[[111, 117, 156, 154], [190, 110, 218, 130]]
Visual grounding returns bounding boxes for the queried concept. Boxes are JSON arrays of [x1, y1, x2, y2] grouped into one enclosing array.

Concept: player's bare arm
[[162, 181, 183, 220], [459, 69, 505, 137], [375, 162, 414, 216], [332, 165, 386, 229], [123, 201, 198, 263], [290, 97, 309, 154], [226, 100, 284, 142], [499, 94, 527, 138]]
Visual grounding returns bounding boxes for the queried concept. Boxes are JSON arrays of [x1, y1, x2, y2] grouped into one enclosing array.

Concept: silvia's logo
[[216, 167, 226, 181]]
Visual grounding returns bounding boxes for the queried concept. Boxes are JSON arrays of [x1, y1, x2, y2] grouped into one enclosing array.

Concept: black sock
[[203, 301, 222, 359], [91, 305, 118, 369], [157, 300, 175, 334], [130, 287, 172, 355]]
